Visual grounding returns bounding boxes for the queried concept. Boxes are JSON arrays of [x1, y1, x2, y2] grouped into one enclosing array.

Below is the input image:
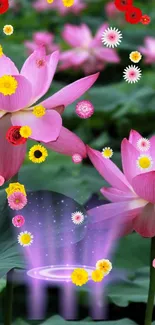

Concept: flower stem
[[144, 236, 155, 325], [4, 269, 14, 325]]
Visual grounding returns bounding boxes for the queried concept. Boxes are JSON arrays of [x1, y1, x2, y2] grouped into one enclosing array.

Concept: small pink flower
[[71, 211, 84, 224], [12, 215, 25, 227], [153, 259, 155, 268], [72, 153, 83, 164], [75, 100, 94, 119], [8, 192, 27, 210], [0, 175, 5, 186]]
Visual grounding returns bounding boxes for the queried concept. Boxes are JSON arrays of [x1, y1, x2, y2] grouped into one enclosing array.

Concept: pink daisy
[[72, 153, 83, 164], [123, 65, 142, 83], [101, 27, 122, 48], [137, 138, 150, 152], [12, 214, 25, 227], [0, 175, 5, 186], [71, 211, 84, 225], [75, 100, 94, 119], [153, 259, 155, 268], [8, 191, 27, 210]]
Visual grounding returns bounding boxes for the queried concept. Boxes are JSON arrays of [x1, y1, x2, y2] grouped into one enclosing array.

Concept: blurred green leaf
[[13, 316, 138, 325]]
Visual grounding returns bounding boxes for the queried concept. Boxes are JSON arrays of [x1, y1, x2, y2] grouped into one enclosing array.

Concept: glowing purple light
[[27, 265, 95, 282]]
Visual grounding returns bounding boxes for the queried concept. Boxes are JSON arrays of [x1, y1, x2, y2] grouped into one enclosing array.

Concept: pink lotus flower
[[33, 0, 86, 16], [0, 48, 98, 182], [138, 37, 155, 64], [59, 24, 120, 75], [24, 31, 59, 56], [87, 130, 155, 238], [105, 1, 120, 19]]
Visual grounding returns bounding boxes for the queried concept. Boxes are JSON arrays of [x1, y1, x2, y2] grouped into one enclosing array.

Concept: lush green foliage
[[0, 0, 155, 323]]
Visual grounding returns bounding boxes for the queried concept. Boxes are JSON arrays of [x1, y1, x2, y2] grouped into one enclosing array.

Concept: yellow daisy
[[91, 269, 104, 282], [18, 231, 33, 247], [129, 51, 142, 63], [62, 0, 74, 7], [96, 259, 112, 275], [3, 25, 14, 36], [102, 147, 113, 159], [71, 268, 88, 286], [5, 182, 26, 197], [29, 144, 48, 163], [32, 105, 46, 118], [0, 75, 18, 96], [19, 126, 32, 138], [136, 154, 153, 171]]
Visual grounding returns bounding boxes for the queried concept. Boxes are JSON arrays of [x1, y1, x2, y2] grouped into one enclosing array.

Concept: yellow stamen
[[62, 0, 74, 7], [19, 126, 32, 138], [0, 75, 18, 96], [32, 105, 46, 118]]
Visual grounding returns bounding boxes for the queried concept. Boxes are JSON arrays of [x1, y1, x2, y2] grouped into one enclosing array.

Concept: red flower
[[0, 0, 9, 14], [6, 126, 27, 146], [125, 6, 142, 24], [114, 0, 133, 11], [140, 14, 151, 25]]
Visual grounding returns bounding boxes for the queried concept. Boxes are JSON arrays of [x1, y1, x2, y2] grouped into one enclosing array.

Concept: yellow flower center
[[137, 156, 152, 169], [47, 0, 54, 2], [19, 126, 32, 138], [20, 234, 32, 245], [62, 0, 74, 7], [0, 45, 3, 58], [32, 105, 46, 117], [102, 147, 113, 159], [15, 199, 20, 203], [0, 75, 18, 96]]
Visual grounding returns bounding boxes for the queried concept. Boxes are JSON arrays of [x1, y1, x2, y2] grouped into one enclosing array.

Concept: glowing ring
[[27, 265, 95, 282]]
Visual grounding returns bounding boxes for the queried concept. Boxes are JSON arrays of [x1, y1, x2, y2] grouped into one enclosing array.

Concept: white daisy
[[102, 147, 113, 159], [137, 138, 150, 152], [123, 65, 142, 83], [136, 154, 153, 171], [18, 231, 34, 247], [71, 211, 84, 225], [101, 27, 122, 48]]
